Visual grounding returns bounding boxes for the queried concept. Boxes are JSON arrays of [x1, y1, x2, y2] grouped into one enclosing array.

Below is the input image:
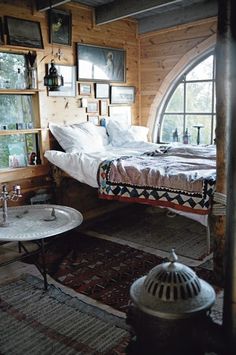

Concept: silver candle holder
[[0, 184, 22, 227]]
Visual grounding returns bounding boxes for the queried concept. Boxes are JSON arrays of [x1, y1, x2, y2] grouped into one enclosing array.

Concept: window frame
[[156, 50, 216, 145]]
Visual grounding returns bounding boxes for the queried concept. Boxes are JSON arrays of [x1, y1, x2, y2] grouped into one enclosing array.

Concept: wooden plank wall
[[139, 18, 217, 134], [36, 2, 140, 128], [0, 0, 139, 205]]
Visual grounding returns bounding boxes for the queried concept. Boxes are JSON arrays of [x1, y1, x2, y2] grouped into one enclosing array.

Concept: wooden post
[[215, 0, 236, 352], [210, 0, 228, 286]]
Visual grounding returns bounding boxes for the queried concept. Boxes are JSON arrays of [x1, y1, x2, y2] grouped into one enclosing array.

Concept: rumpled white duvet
[[44, 141, 161, 188]]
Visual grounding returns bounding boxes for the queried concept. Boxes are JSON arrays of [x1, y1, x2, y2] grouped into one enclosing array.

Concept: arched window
[[157, 53, 216, 145]]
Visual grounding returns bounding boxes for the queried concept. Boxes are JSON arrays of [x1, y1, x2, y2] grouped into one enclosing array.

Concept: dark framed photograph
[[78, 83, 92, 96], [47, 64, 76, 97], [110, 86, 135, 104], [49, 9, 72, 46], [77, 43, 126, 82], [0, 18, 4, 45], [5, 16, 44, 49], [95, 83, 110, 99]]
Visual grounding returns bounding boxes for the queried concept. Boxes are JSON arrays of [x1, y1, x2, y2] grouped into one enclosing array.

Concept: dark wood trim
[[36, 0, 71, 12]]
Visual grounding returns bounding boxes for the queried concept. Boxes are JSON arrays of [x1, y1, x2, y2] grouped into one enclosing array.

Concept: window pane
[[0, 133, 37, 168], [161, 114, 184, 143], [0, 52, 27, 89], [0, 95, 34, 128], [165, 84, 184, 112], [186, 55, 213, 80], [186, 82, 212, 113], [185, 115, 212, 145]]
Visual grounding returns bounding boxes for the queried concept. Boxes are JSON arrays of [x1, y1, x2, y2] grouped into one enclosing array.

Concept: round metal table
[[0, 204, 83, 289]]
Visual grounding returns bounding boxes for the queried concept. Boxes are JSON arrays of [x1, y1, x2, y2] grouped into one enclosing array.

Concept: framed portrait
[[5, 16, 44, 49], [99, 100, 108, 116], [87, 101, 99, 113], [48, 64, 76, 97], [77, 43, 126, 82], [49, 9, 72, 46], [95, 83, 110, 99], [78, 83, 92, 96], [110, 86, 135, 104], [0, 18, 4, 45]]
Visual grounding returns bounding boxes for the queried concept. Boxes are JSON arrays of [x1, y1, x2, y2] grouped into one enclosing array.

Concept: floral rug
[[41, 232, 217, 314]]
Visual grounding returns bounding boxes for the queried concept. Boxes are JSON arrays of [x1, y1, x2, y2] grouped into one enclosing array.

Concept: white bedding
[[44, 140, 161, 188], [45, 121, 216, 228]]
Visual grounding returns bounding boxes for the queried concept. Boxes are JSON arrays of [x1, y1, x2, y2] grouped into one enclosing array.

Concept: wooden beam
[[36, 0, 71, 12], [138, 0, 218, 33], [95, 0, 182, 25]]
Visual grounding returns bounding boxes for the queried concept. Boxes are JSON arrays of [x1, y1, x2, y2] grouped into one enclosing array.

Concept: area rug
[[83, 204, 210, 262], [0, 274, 131, 355], [40, 233, 216, 314]]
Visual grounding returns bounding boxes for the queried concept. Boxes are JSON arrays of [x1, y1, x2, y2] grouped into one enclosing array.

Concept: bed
[[45, 120, 216, 246]]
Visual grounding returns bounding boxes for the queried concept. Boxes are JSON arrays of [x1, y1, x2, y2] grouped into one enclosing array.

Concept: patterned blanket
[[97, 146, 216, 214]]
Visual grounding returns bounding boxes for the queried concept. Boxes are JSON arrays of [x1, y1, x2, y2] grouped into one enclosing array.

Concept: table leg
[[40, 239, 48, 290]]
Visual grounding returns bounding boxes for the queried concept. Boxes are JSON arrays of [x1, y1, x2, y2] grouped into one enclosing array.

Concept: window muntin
[[159, 54, 215, 145]]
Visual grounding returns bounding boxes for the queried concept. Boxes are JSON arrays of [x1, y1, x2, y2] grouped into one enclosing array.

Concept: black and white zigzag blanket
[[98, 145, 216, 214]]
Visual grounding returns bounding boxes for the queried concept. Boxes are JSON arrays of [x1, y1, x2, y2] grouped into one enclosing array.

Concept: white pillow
[[49, 122, 108, 153], [130, 125, 149, 142], [74, 121, 109, 146], [106, 120, 149, 146]]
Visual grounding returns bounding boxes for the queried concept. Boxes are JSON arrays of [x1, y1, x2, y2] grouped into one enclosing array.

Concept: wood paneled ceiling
[[36, 0, 218, 34]]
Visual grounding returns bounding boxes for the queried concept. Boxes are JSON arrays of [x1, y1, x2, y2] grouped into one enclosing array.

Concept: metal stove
[[127, 249, 216, 354]]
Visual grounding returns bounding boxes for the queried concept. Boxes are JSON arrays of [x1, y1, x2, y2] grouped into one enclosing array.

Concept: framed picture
[[79, 83, 92, 96], [48, 65, 76, 97], [0, 18, 4, 45], [87, 101, 99, 113], [87, 116, 99, 125], [5, 16, 44, 49], [77, 43, 126, 82], [49, 9, 72, 46], [99, 100, 108, 116], [95, 83, 110, 99], [110, 86, 135, 104]]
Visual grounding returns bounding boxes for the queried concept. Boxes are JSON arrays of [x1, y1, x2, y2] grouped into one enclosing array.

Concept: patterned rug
[[83, 204, 210, 262], [41, 232, 216, 314], [0, 275, 131, 355]]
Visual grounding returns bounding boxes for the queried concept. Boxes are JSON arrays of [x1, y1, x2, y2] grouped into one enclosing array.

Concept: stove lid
[[130, 249, 216, 319]]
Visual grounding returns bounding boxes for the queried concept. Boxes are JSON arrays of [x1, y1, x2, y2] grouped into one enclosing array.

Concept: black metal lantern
[[44, 60, 64, 91]]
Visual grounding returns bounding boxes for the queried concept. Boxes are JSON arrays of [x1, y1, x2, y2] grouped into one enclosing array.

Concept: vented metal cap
[[130, 249, 215, 319]]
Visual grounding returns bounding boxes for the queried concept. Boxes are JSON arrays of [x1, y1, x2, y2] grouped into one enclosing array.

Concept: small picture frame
[[87, 101, 99, 113], [47, 64, 76, 97], [110, 86, 135, 105], [99, 100, 108, 116], [79, 83, 92, 96], [5, 16, 44, 49], [0, 18, 4, 45], [95, 83, 110, 99], [87, 116, 99, 125], [49, 9, 72, 46]]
